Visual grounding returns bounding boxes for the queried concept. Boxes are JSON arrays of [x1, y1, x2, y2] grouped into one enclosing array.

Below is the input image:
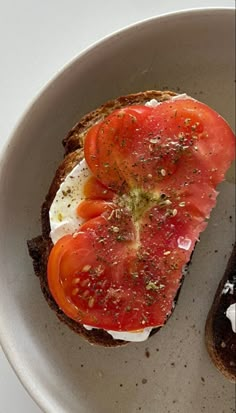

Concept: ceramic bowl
[[0, 8, 235, 413]]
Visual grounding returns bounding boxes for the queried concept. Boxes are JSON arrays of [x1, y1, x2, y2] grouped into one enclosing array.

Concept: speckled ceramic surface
[[0, 9, 235, 413]]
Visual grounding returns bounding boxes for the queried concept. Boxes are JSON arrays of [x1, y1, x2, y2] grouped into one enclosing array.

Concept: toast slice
[[205, 243, 236, 382], [28, 90, 177, 347]]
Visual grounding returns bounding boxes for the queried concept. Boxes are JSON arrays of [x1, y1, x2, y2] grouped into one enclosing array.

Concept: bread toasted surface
[[205, 243, 236, 382], [28, 90, 176, 346]]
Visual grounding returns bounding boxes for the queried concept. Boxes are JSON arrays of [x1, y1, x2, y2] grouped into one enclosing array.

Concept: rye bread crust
[[205, 243, 236, 382], [28, 90, 178, 347]]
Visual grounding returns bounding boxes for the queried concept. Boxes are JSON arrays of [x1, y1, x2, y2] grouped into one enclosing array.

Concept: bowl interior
[[0, 9, 235, 413]]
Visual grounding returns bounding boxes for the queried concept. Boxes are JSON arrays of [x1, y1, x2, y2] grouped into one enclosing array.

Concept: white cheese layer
[[226, 303, 236, 333], [144, 93, 188, 108], [84, 325, 153, 342], [49, 159, 91, 244], [222, 280, 234, 295]]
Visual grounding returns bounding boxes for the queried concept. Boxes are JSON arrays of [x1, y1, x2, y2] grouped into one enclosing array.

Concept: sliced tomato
[[77, 200, 114, 220], [83, 176, 116, 200], [48, 97, 235, 332], [48, 213, 138, 329], [85, 99, 235, 192]]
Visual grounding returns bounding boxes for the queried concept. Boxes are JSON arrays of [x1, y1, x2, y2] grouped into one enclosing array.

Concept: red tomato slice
[[48, 97, 235, 332], [83, 176, 116, 200], [48, 214, 138, 329], [85, 99, 235, 192], [77, 200, 114, 220]]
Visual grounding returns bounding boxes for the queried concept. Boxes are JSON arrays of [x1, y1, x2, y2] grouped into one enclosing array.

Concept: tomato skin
[[83, 176, 116, 200], [84, 106, 153, 191], [77, 200, 114, 220], [48, 98, 235, 332], [85, 99, 235, 192], [48, 214, 138, 329], [47, 235, 81, 321]]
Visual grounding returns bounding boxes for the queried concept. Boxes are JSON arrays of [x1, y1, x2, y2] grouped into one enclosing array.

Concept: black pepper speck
[[145, 348, 150, 358]]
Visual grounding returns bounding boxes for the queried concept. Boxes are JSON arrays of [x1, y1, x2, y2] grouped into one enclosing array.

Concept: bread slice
[[205, 243, 236, 382], [28, 90, 184, 347]]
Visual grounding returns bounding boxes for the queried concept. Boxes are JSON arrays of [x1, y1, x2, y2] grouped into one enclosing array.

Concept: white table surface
[[0, 1, 234, 412]]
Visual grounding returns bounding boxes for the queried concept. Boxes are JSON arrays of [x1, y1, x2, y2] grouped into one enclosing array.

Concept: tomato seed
[[82, 265, 91, 272], [149, 138, 159, 144], [111, 226, 119, 233], [72, 288, 79, 296], [83, 290, 90, 298], [88, 297, 95, 308], [184, 118, 191, 126], [72, 277, 80, 285], [81, 279, 89, 287]]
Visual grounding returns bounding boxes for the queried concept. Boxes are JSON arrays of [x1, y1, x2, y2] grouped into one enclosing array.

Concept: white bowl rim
[[0, 7, 234, 413]]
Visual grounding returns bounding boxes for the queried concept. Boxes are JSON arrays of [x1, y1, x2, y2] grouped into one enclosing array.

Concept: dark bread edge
[[63, 90, 176, 155], [27, 89, 191, 347], [205, 243, 236, 382]]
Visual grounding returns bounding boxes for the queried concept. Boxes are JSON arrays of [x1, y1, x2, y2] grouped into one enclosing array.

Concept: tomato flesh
[[48, 98, 235, 332], [77, 200, 114, 220], [83, 176, 116, 200]]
